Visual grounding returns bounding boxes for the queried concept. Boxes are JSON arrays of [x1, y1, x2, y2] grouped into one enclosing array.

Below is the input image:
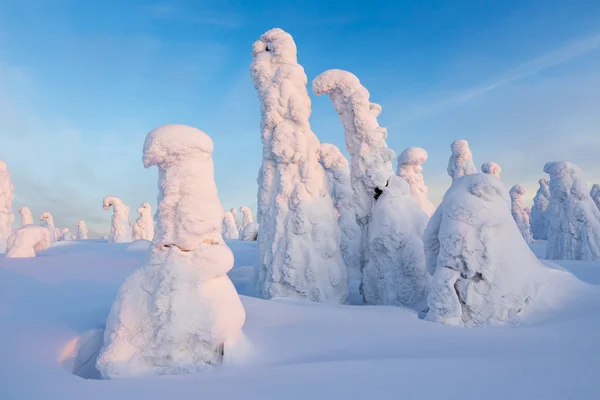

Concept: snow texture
[[96, 124, 245, 378], [250, 28, 348, 303], [0, 159, 14, 252], [544, 161, 600, 261], [239, 206, 254, 231], [18, 206, 34, 226], [531, 178, 550, 240], [318, 143, 361, 278], [240, 222, 259, 241], [591, 184, 600, 211], [103, 196, 132, 243], [39, 212, 57, 242], [481, 161, 502, 178], [132, 202, 154, 241], [424, 173, 563, 326], [396, 147, 435, 217], [447, 139, 477, 180], [510, 184, 534, 243], [77, 220, 88, 240], [222, 211, 239, 240], [4, 224, 52, 258]]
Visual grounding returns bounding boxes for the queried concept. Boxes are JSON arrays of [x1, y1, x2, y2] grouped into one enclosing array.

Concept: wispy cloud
[[145, 3, 243, 29], [392, 32, 600, 127]]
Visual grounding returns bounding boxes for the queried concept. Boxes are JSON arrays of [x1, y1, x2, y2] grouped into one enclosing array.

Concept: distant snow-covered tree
[[18, 206, 34, 226], [591, 184, 600, 211], [58, 228, 74, 241], [39, 212, 57, 242], [447, 139, 477, 180], [239, 206, 254, 231], [240, 222, 259, 241], [0, 159, 14, 252], [76, 220, 88, 240], [510, 184, 533, 243], [103, 196, 132, 243], [132, 202, 154, 241], [481, 161, 502, 178], [531, 178, 550, 240], [4, 225, 52, 258], [396, 147, 435, 217], [222, 211, 239, 240]]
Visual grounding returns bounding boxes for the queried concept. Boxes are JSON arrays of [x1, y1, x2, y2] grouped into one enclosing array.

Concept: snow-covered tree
[[591, 184, 600, 210], [481, 161, 502, 178], [396, 147, 435, 217], [19, 206, 34, 226], [509, 184, 533, 243], [4, 225, 52, 258], [132, 202, 154, 241], [0, 159, 14, 252], [239, 206, 254, 231], [103, 196, 132, 243], [222, 211, 239, 240], [531, 178, 550, 240], [39, 212, 57, 242], [76, 220, 88, 240], [318, 143, 361, 278], [96, 124, 245, 378], [544, 161, 600, 261], [447, 139, 477, 180], [230, 208, 238, 229], [313, 69, 429, 308], [250, 28, 348, 303], [58, 228, 74, 241], [240, 222, 259, 241], [425, 173, 549, 326]]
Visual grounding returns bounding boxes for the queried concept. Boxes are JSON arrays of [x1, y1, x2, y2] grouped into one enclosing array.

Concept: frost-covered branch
[[132, 202, 154, 241], [103, 196, 132, 243], [509, 184, 533, 243], [396, 147, 435, 217]]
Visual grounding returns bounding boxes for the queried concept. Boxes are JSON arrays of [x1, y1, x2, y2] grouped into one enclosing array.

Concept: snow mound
[[125, 239, 151, 251], [4, 224, 52, 258], [447, 139, 476, 180], [396, 147, 435, 217], [481, 161, 502, 178]]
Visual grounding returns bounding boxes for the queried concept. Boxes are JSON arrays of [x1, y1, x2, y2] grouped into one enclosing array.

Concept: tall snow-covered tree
[[76, 220, 88, 240], [481, 161, 502, 178], [19, 206, 34, 226], [509, 184, 533, 243], [250, 28, 348, 303], [531, 178, 550, 240], [239, 206, 254, 231], [132, 202, 154, 241], [447, 139, 477, 180], [0, 159, 14, 252], [97, 124, 245, 378], [544, 161, 600, 261], [103, 196, 132, 243], [222, 211, 239, 240], [313, 69, 429, 308], [396, 147, 435, 217], [39, 212, 57, 242], [591, 184, 600, 211]]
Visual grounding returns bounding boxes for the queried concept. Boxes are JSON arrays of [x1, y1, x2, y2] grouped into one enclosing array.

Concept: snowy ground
[[1, 240, 600, 399]]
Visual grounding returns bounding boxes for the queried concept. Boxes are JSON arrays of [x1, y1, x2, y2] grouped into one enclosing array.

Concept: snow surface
[[544, 161, 600, 261], [77, 220, 89, 240], [40, 212, 58, 242], [132, 203, 154, 241], [481, 161, 502, 178], [531, 178, 550, 240], [0, 158, 14, 252], [19, 206, 34, 226], [4, 224, 52, 258], [222, 211, 239, 240], [447, 139, 477, 180], [396, 147, 435, 217], [2, 239, 600, 399], [509, 184, 533, 243], [103, 196, 133, 243], [250, 28, 347, 303]]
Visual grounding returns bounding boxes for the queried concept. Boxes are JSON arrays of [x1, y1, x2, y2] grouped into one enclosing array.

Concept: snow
[[591, 183, 600, 210], [510, 184, 533, 243], [2, 237, 600, 399], [58, 228, 75, 241], [424, 172, 583, 326], [250, 28, 347, 303], [95, 124, 246, 379], [103, 196, 133, 243], [0, 158, 14, 252], [396, 147, 435, 217], [531, 178, 550, 240], [447, 139, 477, 180], [4, 224, 52, 258], [481, 161, 502, 177], [222, 211, 239, 240], [40, 212, 58, 242], [132, 202, 154, 241], [19, 206, 34, 226], [544, 161, 600, 261], [230, 208, 238, 229], [240, 222, 259, 241], [318, 143, 361, 279], [239, 206, 254, 231], [76, 220, 88, 240]]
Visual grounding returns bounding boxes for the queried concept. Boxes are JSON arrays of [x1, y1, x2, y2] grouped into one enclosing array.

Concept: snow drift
[[250, 28, 348, 303], [531, 178, 550, 240], [103, 196, 132, 243], [481, 161, 502, 178], [132, 203, 154, 241], [96, 124, 246, 378], [447, 139, 477, 180], [4, 224, 52, 258], [396, 147, 435, 217], [18, 206, 33, 226], [510, 184, 533, 243]]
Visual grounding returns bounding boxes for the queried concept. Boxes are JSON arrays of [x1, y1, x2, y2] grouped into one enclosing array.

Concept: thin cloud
[[145, 4, 243, 29]]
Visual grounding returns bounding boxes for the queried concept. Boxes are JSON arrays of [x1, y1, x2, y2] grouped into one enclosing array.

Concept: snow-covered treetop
[[137, 202, 151, 214], [143, 124, 214, 168], [251, 28, 298, 65], [509, 184, 526, 199], [543, 161, 589, 200], [447, 139, 477, 180], [397, 147, 428, 169], [77, 220, 86, 227], [40, 212, 54, 222], [318, 143, 350, 171], [481, 161, 502, 177], [103, 196, 125, 210]]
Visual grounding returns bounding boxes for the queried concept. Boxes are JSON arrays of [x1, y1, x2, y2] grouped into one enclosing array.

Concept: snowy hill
[[1, 239, 600, 399]]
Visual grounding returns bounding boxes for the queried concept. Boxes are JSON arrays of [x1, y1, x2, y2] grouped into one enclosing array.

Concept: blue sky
[[1, 0, 600, 236]]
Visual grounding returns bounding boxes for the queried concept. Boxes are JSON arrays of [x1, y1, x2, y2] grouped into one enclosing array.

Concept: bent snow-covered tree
[[318, 143, 361, 278], [96, 124, 246, 378], [425, 173, 551, 326], [591, 184, 600, 211], [313, 69, 429, 308], [544, 161, 600, 261], [481, 161, 502, 178], [531, 178, 550, 240], [250, 28, 347, 303], [396, 147, 435, 217], [40, 212, 57, 242], [132, 202, 154, 241], [509, 184, 533, 243], [0, 159, 14, 252], [19, 206, 34, 226], [4, 225, 52, 258], [76, 220, 88, 240], [239, 206, 254, 231], [447, 139, 477, 180], [103, 196, 132, 243], [222, 211, 239, 240]]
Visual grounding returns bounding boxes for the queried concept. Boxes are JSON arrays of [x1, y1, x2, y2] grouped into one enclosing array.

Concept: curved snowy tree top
[[252, 28, 298, 65], [544, 161, 589, 200], [450, 139, 472, 157], [509, 184, 526, 198], [143, 124, 214, 168], [40, 212, 53, 221], [481, 161, 502, 177], [137, 202, 151, 214], [397, 147, 428, 166], [318, 143, 349, 170], [103, 196, 125, 210], [19, 207, 30, 214]]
